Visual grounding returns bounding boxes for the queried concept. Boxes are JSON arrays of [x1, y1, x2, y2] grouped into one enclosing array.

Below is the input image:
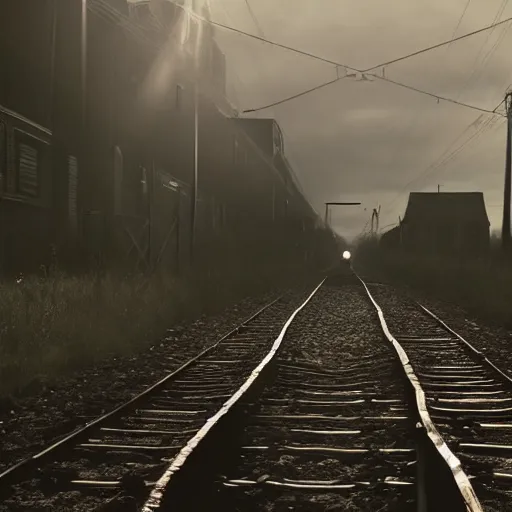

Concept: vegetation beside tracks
[[0, 234, 332, 398], [354, 234, 512, 327]]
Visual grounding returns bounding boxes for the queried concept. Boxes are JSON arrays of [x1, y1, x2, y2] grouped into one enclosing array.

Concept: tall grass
[[0, 232, 326, 396], [354, 234, 512, 326]]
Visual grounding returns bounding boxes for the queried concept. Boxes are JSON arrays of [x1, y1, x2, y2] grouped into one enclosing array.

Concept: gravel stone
[[0, 292, 278, 474]]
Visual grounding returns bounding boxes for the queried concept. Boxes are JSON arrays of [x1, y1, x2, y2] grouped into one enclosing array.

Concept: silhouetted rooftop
[[403, 192, 490, 225]]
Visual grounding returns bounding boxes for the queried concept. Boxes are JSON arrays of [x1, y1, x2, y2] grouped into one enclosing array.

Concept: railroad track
[[1, 273, 494, 511], [0, 291, 311, 511], [139, 274, 480, 512], [366, 281, 512, 512]]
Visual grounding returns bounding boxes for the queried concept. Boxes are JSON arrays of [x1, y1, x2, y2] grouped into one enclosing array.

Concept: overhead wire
[[382, 0, 476, 209], [368, 74, 504, 115], [181, 6, 512, 115], [380, 97, 506, 222], [237, 2, 318, 214], [97, 1, 511, 230], [243, 0, 265, 38], [244, 74, 343, 113], [420, 116, 499, 178], [244, 70, 507, 115], [464, 2, 509, 78], [382, 114, 498, 213], [188, 8, 512, 77], [455, 0, 510, 101], [469, 20, 512, 94], [361, 14, 512, 72], [447, 0, 472, 47], [379, 0, 478, 218], [186, 9, 357, 71]]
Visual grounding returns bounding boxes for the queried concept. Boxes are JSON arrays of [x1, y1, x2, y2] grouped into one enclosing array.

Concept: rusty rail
[[358, 275, 483, 512]]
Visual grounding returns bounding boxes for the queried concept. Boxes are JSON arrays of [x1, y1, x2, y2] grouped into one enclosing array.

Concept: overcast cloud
[[202, 0, 511, 238]]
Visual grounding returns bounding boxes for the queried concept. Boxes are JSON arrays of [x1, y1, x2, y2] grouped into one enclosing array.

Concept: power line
[[188, 7, 512, 75], [187, 9, 358, 71], [455, 0, 510, 101], [185, 6, 512, 114], [244, 0, 265, 38], [493, 97, 507, 112], [382, 114, 498, 213], [448, 0, 472, 45], [468, 16, 512, 94], [370, 74, 504, 115], [362, 14, 512, 72], [418, 116, 498, 180], [244, 71, 505, 114], [385, 116, 503, 215], [244, 74, 343, 113]]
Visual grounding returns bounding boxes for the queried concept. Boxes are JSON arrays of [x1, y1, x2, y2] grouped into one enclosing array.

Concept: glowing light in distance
[[342, 251, 351, 260]]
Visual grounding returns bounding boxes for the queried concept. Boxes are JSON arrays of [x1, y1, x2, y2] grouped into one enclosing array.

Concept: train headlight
[[342, 251, 351, 260]]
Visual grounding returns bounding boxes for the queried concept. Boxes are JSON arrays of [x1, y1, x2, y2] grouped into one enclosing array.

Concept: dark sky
[[147, 0, 512, 238]]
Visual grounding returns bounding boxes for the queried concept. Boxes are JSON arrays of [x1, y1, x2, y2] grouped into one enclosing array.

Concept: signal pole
[[371, 206, 381, 234], [502, 92, 512, 251], [190, 83, 199, 263], [324, 202, 361, 226]]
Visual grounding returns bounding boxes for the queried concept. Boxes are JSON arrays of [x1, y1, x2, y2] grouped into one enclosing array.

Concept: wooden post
[[502, 92, 512, 250], [147, 161, 154, 269], [176, 185, 181, 274], [190, 83, 199, 263], [272, 185, 276, 222]]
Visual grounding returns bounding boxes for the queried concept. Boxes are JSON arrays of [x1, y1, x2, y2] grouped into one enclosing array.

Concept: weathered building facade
[[381, 192, 490, 257], [0, 0, 336, 276]]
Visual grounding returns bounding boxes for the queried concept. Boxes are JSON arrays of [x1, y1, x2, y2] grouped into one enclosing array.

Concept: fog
[[196, 0, 511, 238]]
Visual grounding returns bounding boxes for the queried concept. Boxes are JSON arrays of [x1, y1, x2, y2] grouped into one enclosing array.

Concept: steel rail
[[0, 295, 283, 484], [141, 279, 326, 511], [418, 303, 512, 388], [358, 275, 483, 512]]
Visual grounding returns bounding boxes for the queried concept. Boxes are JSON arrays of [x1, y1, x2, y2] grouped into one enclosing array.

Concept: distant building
[[382, 192, 490, 257], [233, 118, 284, 160], [233, 117, 317, 222]]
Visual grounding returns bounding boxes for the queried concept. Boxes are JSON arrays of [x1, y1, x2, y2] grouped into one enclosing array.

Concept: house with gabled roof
[[382, 192, 490, 257]]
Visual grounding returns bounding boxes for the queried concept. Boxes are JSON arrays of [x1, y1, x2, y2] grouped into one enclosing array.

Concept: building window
[[17, 140, 40, 197]]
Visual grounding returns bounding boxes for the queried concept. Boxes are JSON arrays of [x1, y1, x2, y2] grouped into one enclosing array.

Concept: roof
[[381, 225, 401, 239], [402, 192, 489, 225]]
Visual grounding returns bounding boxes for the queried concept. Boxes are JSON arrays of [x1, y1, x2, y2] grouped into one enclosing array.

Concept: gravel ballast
[[215, 282, 417, 512], [0, 286, 321, 512], [366, 282, 508, 512], [0, 292, 281, 475], [362, 277, 512, 377]]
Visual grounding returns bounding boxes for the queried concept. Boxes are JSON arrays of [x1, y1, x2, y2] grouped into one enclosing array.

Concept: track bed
[[153, 283, 419, 512], [368, 283, 512, 512], [0, 291, 310, 512]]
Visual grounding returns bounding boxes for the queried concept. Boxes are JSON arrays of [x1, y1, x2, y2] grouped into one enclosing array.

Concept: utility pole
[[370, 205, 381, 234], [324, 202, 361, 226], [80, 0, 88, 255], [502, 92, 512, 251], [190, 83, 199, 263], [81, 0, 87, 133]]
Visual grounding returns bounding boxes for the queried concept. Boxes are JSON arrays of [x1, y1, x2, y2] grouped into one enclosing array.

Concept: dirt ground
[[0, 292, 277, 475]]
